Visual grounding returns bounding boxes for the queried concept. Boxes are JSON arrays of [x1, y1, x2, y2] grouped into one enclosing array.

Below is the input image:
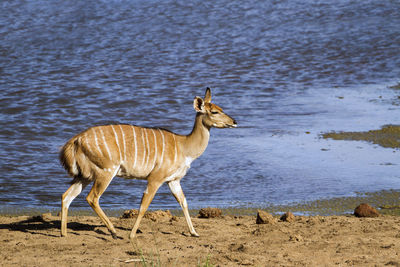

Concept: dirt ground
[[1, 211, 400, 266]]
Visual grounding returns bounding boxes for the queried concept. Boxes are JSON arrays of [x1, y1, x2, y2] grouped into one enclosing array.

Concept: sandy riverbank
[[1, 212, 400, 266]]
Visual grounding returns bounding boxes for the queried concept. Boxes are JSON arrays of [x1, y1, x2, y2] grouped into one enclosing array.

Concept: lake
[[0, 0, 399, 211]]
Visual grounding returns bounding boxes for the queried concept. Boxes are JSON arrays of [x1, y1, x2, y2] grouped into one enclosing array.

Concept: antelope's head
[[193, 87, 237, 129]]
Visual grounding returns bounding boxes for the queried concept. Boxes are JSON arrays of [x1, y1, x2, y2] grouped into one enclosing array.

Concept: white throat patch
[[164, 156, 195, 183], [185, 156, 194, 167]]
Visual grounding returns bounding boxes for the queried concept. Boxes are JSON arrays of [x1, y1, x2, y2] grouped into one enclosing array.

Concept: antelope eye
[[211, 111, 219, 114]]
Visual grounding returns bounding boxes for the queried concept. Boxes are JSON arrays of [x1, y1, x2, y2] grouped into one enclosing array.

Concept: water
[[1, 0, 400, 211]]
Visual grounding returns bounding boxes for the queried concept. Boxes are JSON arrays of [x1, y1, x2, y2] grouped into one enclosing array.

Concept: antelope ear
[[204, 87, 212, 103], [193, 96, 205, 113]]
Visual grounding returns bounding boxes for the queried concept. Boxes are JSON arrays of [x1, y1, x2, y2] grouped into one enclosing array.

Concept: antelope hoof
[[129, 229, 142, 240], [190, 232, 200, 237], [111, 232, 123, 240], [61, 230, 67, 237], [129, 233, 136, 240]]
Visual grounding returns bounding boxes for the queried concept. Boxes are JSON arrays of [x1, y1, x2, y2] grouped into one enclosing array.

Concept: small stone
[[145, 210, 173, 222], [41, 213, 53, 221], [354, 203, 380, 218], [121, 209, 138, 218], [121, 209, 173, 221], [198, 207, 222, 218], [280, 212, 295, 222], [256, 210, 276, 224]]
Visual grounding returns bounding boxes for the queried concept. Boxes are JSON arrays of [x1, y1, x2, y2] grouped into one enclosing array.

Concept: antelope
[[59, 88, 237, 240]]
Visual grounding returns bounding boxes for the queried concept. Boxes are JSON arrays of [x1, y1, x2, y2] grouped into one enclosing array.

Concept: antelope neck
[[183, 113, 210, 159]]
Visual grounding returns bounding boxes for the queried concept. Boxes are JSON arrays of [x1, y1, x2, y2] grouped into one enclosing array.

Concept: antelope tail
[[59, 136, 95, 183]]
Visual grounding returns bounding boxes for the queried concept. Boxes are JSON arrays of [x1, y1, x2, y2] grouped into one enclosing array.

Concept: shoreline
[[2, 189, 399, 217]]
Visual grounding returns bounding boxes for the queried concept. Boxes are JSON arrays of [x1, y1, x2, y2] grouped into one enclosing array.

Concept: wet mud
[[322, 125, 400, 149]]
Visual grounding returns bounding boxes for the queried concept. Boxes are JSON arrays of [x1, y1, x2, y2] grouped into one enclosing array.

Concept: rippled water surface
[[1, 0, 400, 211]]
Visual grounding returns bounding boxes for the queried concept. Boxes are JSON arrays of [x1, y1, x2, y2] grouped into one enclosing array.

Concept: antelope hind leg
[[61, 181, 88, 237], [86, 173, 121, 239]]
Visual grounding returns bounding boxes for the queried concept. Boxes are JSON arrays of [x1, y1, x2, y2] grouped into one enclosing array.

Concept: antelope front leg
[[168, 180, 199, 237]]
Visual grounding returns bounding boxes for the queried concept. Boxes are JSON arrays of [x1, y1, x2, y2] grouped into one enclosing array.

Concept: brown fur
[[59, 133, 97, 182]]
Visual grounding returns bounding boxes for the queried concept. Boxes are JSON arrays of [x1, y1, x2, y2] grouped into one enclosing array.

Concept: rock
[[354, 203, 380, 218], [280, 212, 295, 222], [145, 210, 173, 222], [306, 216, 325, 225], [198, 207, 222, 218], [121, 209, 139, 218], [256, 210, 276, 224], [41, 213, 53, 221], [121, 209, 173, 221]]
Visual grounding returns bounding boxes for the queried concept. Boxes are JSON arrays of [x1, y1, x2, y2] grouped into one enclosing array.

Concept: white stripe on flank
[[132, 126, 137, 169], [144, 129, 150, 169], [172, 134, 177, 166], [151, 129, 157, 170], [83, 132, 93, 155], [111, 125, 122, 162], [92, 128, 103, 156], [119, 125, 126, 162], [100, 127, 112, 160], [141, 128, 146, 168], [157, 129, 165, 171]]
